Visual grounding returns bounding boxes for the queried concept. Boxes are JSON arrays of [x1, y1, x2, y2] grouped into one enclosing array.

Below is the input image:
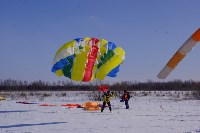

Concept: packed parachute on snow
[[157, 28, 200, 79], [0, 96, 6, 101], [82, 101, 100, 111], [51, 37, 125, 82]]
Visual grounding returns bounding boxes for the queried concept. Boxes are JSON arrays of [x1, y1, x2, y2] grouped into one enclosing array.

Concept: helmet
[[107, 90, 110, 94]]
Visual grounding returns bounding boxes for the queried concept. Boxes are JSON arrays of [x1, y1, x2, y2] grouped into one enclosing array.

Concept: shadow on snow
[[0, 110, 34, 113], [0, 122, 67, 128]]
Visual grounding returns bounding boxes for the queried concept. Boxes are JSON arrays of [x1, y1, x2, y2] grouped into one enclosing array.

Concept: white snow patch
[[0, 91, 200, 133]]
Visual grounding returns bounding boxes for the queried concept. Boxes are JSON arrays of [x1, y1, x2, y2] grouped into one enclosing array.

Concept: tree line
[[0, 79, 200, 91]]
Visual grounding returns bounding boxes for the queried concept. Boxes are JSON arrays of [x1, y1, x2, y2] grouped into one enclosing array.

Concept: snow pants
[[125, 100, 129, 109], [101, 102, 111, 112]]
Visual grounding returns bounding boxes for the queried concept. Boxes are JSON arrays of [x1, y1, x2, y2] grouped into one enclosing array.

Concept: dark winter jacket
[[121, 92, 130, 101]]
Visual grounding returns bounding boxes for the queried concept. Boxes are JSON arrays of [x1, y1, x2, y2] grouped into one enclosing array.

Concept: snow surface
[[0, 91, 200, 133]]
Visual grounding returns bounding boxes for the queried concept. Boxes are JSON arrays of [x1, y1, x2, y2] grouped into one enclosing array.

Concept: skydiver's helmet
[[107, 90, 110, 94]]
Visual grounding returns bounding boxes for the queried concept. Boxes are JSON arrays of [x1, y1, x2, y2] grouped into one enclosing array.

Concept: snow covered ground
[[0, 91, 200, 133]]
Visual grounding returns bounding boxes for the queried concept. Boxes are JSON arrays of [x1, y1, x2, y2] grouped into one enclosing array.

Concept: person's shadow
[[0, 110, 67, 128], [0, 110, 33, 113], [0, 122, 67, 128]]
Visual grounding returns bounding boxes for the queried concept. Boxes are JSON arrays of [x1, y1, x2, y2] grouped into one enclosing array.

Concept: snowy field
[[0, 91, 200, 133]]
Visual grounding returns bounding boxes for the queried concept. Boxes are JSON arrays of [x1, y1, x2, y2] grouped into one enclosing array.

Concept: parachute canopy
[[82, 101, 100, 111], [157, 28, 200, 79], [0, 96, 6, 101], [98, 85, 109, 92], [51, 37, 125, 82], [61, 104, 81, 108]]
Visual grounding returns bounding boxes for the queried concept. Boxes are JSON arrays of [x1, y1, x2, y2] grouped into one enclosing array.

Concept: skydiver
[[101, 90, 113, 113], [121, 90, 131, 109]]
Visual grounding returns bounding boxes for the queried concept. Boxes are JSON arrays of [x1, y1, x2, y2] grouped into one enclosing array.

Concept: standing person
[[121, 90, 131, 109], [101, 90, 113, 112]]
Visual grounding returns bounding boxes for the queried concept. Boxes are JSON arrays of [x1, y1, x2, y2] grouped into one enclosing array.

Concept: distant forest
[[1, 79, 200, 91]]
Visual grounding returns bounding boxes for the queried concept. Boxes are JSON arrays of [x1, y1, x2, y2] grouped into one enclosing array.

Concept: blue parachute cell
[[107, 65, 120, 77]]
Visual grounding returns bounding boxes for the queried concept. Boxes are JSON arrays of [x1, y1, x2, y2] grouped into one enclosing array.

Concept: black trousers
[[101, 102, 111, 112], [125, 100, 129, 109]]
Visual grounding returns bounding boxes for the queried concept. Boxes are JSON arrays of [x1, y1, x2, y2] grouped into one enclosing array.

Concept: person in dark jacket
[[121, 90, 131, 109], [101, 90, 113, 112]]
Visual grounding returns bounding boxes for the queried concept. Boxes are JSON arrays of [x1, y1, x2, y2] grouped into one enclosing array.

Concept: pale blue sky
[[0, 0, 200, 83]]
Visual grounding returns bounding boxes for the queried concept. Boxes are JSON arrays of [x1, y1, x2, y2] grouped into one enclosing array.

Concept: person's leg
[[101, 102, 106, 112], [125, 100, 129, 109], [107, 102, 112, 112]]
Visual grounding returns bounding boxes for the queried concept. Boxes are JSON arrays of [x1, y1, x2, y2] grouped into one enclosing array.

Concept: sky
[[0, 0, 200, 84]]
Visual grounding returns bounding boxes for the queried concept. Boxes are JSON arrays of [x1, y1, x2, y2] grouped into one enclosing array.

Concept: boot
[[109, 107, 112, 112]]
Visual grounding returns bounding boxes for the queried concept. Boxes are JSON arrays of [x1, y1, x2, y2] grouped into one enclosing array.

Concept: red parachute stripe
[[91, 38, 99, 45], [61, 104, 81, 107], [83, 38, 99, 82], [38, 104, 56, 106]]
